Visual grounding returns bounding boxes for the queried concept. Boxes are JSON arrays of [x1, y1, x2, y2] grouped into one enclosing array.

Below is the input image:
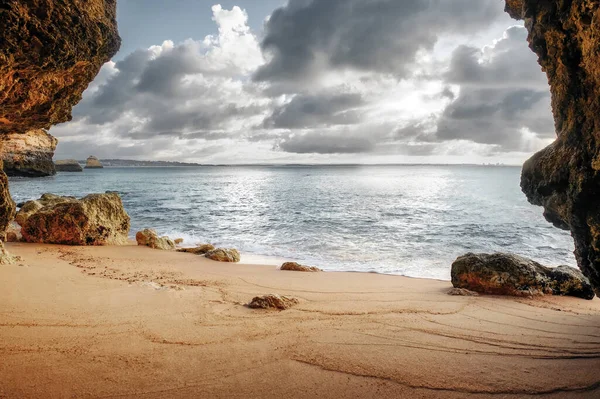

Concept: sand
[[1, 242, 600, 398]]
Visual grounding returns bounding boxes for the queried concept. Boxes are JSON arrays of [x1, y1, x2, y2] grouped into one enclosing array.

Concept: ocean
[[8, 165, 575, 280]]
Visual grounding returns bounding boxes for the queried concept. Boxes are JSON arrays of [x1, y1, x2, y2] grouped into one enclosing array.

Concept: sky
[[50, 0, 554, 165]]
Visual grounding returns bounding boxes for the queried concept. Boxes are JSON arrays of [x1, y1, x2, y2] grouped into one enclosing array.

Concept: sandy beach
[[1, 242, 599, 398]]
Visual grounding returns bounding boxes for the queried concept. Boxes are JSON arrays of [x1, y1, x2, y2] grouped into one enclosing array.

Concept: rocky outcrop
[[280, 262, 322, 272], [504, 1, 600, 296], [177, 244, 216, 255], [17, 193, 130, 245], [0, 241, 19, 265], [452, 253, 595, 300], [0, 162, 15, 235], [85, 156, 103, 169], [0, 1, 120, 134], [55, 159, 83, 172], [247, 294, 299, 310], [4, 221, 22, 243], [1, 129, 57, 177], [205, 248, 241, 263], [135, 229, 175, 251]]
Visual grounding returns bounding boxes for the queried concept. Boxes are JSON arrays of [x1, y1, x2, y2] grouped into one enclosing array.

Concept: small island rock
[[85, 156, 103, 169], [55, 159, 83, 172], [205, 248, 241, 263], [178, 244, 215, 255], [451, 253, 595, 300], [135, 229, 175, 251], [17, 193, 130, 246], [281, 262, 322, 272], [248, 294, 299, 310]]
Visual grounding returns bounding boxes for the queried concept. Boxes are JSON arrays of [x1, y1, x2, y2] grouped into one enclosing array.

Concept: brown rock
[[0, 0, 121, 134], [0, 241, 19, 265], [177, 244, 216, 255], [1, 130, 57, 177], [281, 262, 322, 273], [504, 1, 600, 296], [18, 193, 130, 246], [4, 221, 22, 243], [447, 288, 479, 297], [451, 253, 595, 300], [85, 156, 103, 169], [0, 166, 15, 236], [247, 294, 299, 310], [174, 238, 184, 245], [135, 229, 175, 251], [55, 159, 83, 172], [205, 248, 241, 263]]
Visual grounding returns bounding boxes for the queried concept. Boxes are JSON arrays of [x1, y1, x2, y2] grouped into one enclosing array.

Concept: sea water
[[8, 165, 575, 280]]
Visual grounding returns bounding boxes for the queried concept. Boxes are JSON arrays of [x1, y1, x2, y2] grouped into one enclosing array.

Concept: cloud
[[254, 0, 506, 84]]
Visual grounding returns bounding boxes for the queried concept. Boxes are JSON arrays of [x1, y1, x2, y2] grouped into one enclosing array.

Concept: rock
[[177, 244, 215, 255], [135, 229, 175, 251], [205, 248, 241, 263], [447, 288, 479, 297], [504, 1, 600, 296], [451, 253, 595, 300], [0, 241, 19, 265], [85, 156, 103, 169], [247, 294, 299, 310], [174, 238, 184, 245], [281, 262, 322, 272], [4, 221, 22, 243], [18, 193, 130, 246], [55, 159, 83, 172], [0, 0, 120, 134], [1, 130, 57, 177], [0, 164, 16, 235]]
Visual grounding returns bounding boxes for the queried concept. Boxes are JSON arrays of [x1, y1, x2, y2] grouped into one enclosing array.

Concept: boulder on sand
[[247, 294, 299, 310], [451, 253, 595, 300], [135, 229, 175, 251], [4, 221, 22, 243], [205, 248, 241, 263], [281, 262, 322, 273], [85, 156, 103, 169], [16, 193, 130, 246], [177, 244, 215, 255], [55, 159, 83, 172]]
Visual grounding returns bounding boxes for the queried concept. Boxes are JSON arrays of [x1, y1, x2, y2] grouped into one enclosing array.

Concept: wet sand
[[1, 242, 600, 398]]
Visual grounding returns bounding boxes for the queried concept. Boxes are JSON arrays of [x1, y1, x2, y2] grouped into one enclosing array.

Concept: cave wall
[[505, 0, 600, 295]]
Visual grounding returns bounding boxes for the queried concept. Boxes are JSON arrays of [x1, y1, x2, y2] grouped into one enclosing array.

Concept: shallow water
[[9, 165, 575, 280]]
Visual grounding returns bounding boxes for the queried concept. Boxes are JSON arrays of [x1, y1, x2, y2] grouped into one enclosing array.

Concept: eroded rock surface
[[136, 229, 175, 251], [1, 129, 57, 177], [85, 156, 103, 169], [55, 159, 83, 172], [247, 294, 299, 310], [0, 163, 15, 235], [452, 253, 595, 300], [18, 193, 130, 245], [280, 262, 322, 273], [205, 248, 241, 263], [505, 1, 600, 295], [0, 241, 19, 265], [177, 244, 216, 255]]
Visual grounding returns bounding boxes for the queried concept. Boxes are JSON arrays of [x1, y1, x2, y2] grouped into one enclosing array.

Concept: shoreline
[[1, 241, 599, 398]]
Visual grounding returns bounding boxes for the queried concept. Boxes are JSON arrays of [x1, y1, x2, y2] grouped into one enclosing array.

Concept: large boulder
[[55, 159, 83, 172], [85, 156, 103, 169], [452, 253, 595, 300], [17, 193, 130, 245], [504, 1, 600, 296], [177, 244, 216, 255], [205, 248, 241, 263], [1, 129, 57, 177], [135, 229, 175, 251]]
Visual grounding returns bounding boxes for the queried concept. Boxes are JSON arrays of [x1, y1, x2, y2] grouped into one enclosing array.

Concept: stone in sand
[[451, 253, 595, 300], [136, 229, 176, 251], [85, 156, 103, 169], [4, 221, 21, 243], [177, 244, 215, 255], [17, 193, 130, 246], [55, 159, 83, 172], [248, 294, 299, 310], [205, 248, 241, 263], [281, 262, 322, 273], [447, 288, 479, 297]]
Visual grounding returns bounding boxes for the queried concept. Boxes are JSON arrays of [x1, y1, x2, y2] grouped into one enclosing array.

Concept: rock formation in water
[[452, 253, 595, 300], [55, 159, 83, 172], [205, 248, 241, 263], [85, 156, 104, 169], [0, 129, 57, 177], [135, 229, 176, 251], [504, 1, 600, 296], [17, 193, 130, 246], [280, 262, 322, 272], [0, 0, 120, 243]]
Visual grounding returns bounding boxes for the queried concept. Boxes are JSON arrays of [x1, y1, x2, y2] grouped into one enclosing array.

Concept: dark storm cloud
[[264, 92, 365, 129], [254, 0, 505, 82], [435, 26, 554, 150]]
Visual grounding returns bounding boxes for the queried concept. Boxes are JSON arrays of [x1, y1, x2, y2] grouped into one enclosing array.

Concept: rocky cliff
[[0, 0, 120, 236], [1, 129, 58, 177], [505, 0, 600, 295]]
